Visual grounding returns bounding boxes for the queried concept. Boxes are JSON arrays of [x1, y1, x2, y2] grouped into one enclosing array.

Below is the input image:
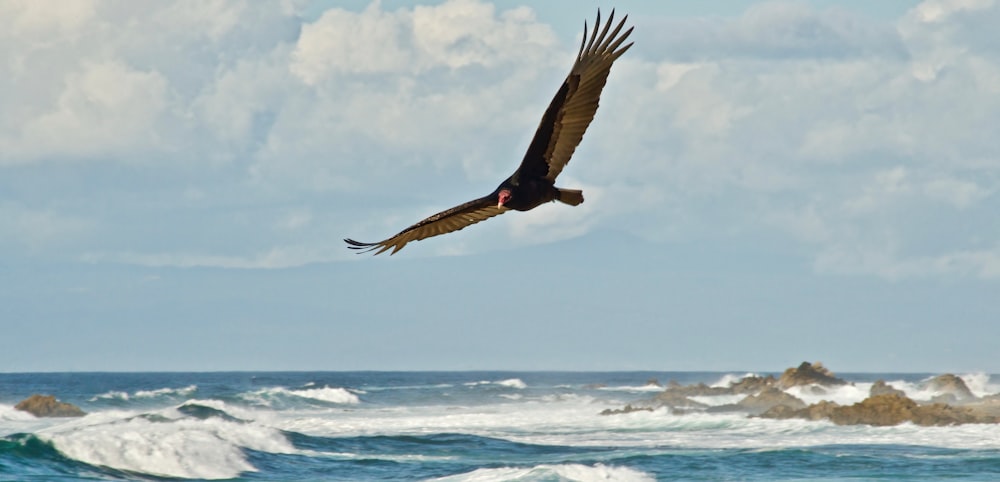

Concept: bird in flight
[[345, 10, 633, 255]]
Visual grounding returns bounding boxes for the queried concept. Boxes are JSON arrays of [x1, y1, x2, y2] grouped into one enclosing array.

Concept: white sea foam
[[0, 403, 36, 422], [498, 378, 527, 389], [688, 394, 746, 406], [465, 378, 527, 389], [956, 373, 998, 398], [711, 373, 759, 388], [241, 386, 361, 406], [38, 405, 295, 480], [428, 463, 655, 482], [599, 384, 665, 393], [270, 388, 1000, 455], [90, 385, 197, 402], [784, 383, 872, 406], [290, 386, 362, 404]]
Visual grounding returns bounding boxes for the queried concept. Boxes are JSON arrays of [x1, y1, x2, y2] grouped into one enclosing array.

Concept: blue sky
[[1, 0, 998, 372]]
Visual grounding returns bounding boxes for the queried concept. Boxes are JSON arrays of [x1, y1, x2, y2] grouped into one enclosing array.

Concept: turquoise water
[[2, 372, 999, 480]]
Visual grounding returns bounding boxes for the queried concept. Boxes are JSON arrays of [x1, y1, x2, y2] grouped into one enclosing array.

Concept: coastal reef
[[602, 362, 1000, 426]]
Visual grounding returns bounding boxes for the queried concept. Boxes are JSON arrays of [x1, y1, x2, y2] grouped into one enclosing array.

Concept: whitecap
[[242, 386, 361, 406], [134, 385, 197, 399], [37, 407, 296, 480], [89, 385, 197, 402], [427, 463, 655, 482], [464, 379, 527, 389], [289, 386, 362, 404], [783, 383, 871, 406], [497, 378, 527, 389], [598, 384, 665, 393], [959, 372, 998, 398], [711, 372, 759, 388]]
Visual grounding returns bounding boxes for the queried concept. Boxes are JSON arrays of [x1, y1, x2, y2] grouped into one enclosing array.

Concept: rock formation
[[600, 404, 654, 416], [599, 363, 1000, 426], [870, 380, 906, 397], [925, 374, 975, 403], [777, 362, 847, 388], [761, 393, 1000, 426], [15, 394, 86, 417]]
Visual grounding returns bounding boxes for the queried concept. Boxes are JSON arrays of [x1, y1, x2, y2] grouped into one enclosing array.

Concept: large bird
[[345, 10, 633, 255]]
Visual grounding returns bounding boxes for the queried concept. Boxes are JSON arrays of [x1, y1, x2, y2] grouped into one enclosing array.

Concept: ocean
[[2, 371, 999, 481]]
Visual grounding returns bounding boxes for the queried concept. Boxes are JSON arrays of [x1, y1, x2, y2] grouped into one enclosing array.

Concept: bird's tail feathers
[[556, 188, 584, 206]]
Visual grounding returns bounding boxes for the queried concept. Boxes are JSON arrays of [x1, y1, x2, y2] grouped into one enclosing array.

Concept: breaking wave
[[90, 385, 197, 402], [429, 463, 655, 482], [241, 385, 361, 406]]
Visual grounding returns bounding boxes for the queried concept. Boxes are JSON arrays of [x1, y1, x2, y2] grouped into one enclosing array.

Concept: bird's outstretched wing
[[345, 196, 509, 255], [516, 10, 634, 182]]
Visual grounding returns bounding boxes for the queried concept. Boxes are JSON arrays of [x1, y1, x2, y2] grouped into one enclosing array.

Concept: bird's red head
[[497, 189, 511, 208]]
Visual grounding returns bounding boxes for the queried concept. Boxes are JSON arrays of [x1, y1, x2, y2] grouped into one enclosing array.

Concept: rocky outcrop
[[709, 387, 806, 415], [600, 404, 654, 416], [761, 394, 1000, 426], [777, 362, 847, 388], [925, 374, 975, 403], [870, 380, 906, 397], [652, 391, 708, 411], [15, 394, 86, 417], [598, 363, 1000, 427], [737, 387, 806, 414]]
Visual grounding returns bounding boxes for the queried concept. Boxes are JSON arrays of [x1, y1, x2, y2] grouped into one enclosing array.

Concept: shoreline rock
[[761, 393, 1000, 426], [777, 361, 847, 389], [598, 362, 1000, 426], [15, 394, 86, 418]]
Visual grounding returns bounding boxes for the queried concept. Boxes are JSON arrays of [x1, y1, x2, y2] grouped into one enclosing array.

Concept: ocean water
[[2, 371, 1000, 481]]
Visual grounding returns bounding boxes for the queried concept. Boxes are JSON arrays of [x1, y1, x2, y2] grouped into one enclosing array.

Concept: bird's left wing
[[516, 10, 633, 182], [345, 195, 509, 255]]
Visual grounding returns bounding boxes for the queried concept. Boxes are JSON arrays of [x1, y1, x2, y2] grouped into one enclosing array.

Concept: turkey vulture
[[345, 10, 633, 255]]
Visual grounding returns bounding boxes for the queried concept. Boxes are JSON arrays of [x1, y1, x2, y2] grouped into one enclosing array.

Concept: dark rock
[[925, 374, 975, 402], [777, 362, 847, 388], [730, 375, 777, 394], [600, 404, 654, 416], [761, 394, 999, 426], [652, 391, 709, 410], [870, 380, 906, 397], [827, 394, 918, 426], [644, 378, 663, 388], [737, 387, 806, 414], [15, 394, 86, 417], [658, 383, 729, 397]]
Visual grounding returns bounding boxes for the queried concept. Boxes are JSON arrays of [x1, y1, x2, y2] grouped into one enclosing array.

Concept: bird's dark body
[[493, 177, 558, 212], [345, 10, 632, 255]]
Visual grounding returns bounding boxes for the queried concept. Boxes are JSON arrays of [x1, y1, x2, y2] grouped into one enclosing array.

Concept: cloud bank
[[1, 0, 997, 279]]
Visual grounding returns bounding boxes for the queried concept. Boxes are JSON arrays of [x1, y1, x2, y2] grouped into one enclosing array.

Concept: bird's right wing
[[345, 195, 509, 255], [515, 10, 633, 183]]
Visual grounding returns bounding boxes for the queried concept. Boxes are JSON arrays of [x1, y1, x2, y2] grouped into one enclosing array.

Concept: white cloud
[[1, 0, 998, 280], [8, 60, 169, 163]]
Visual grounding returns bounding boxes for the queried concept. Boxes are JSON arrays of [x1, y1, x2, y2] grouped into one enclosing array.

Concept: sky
[[1, 0, 998, 373]]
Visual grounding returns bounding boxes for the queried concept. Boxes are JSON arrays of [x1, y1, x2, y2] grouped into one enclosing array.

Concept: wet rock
[[761, 394, 1000, 426], [777, 362, 847, 388], [870, 380, 906, 398], [653, 391, 709, 410], [600, 404, 654, 416], [712, 387, 806, 415], [737, 388, 806, 415], [729, 375, 777, 394], [15, 394, 86, 417], [925, 374, 975, 402]]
